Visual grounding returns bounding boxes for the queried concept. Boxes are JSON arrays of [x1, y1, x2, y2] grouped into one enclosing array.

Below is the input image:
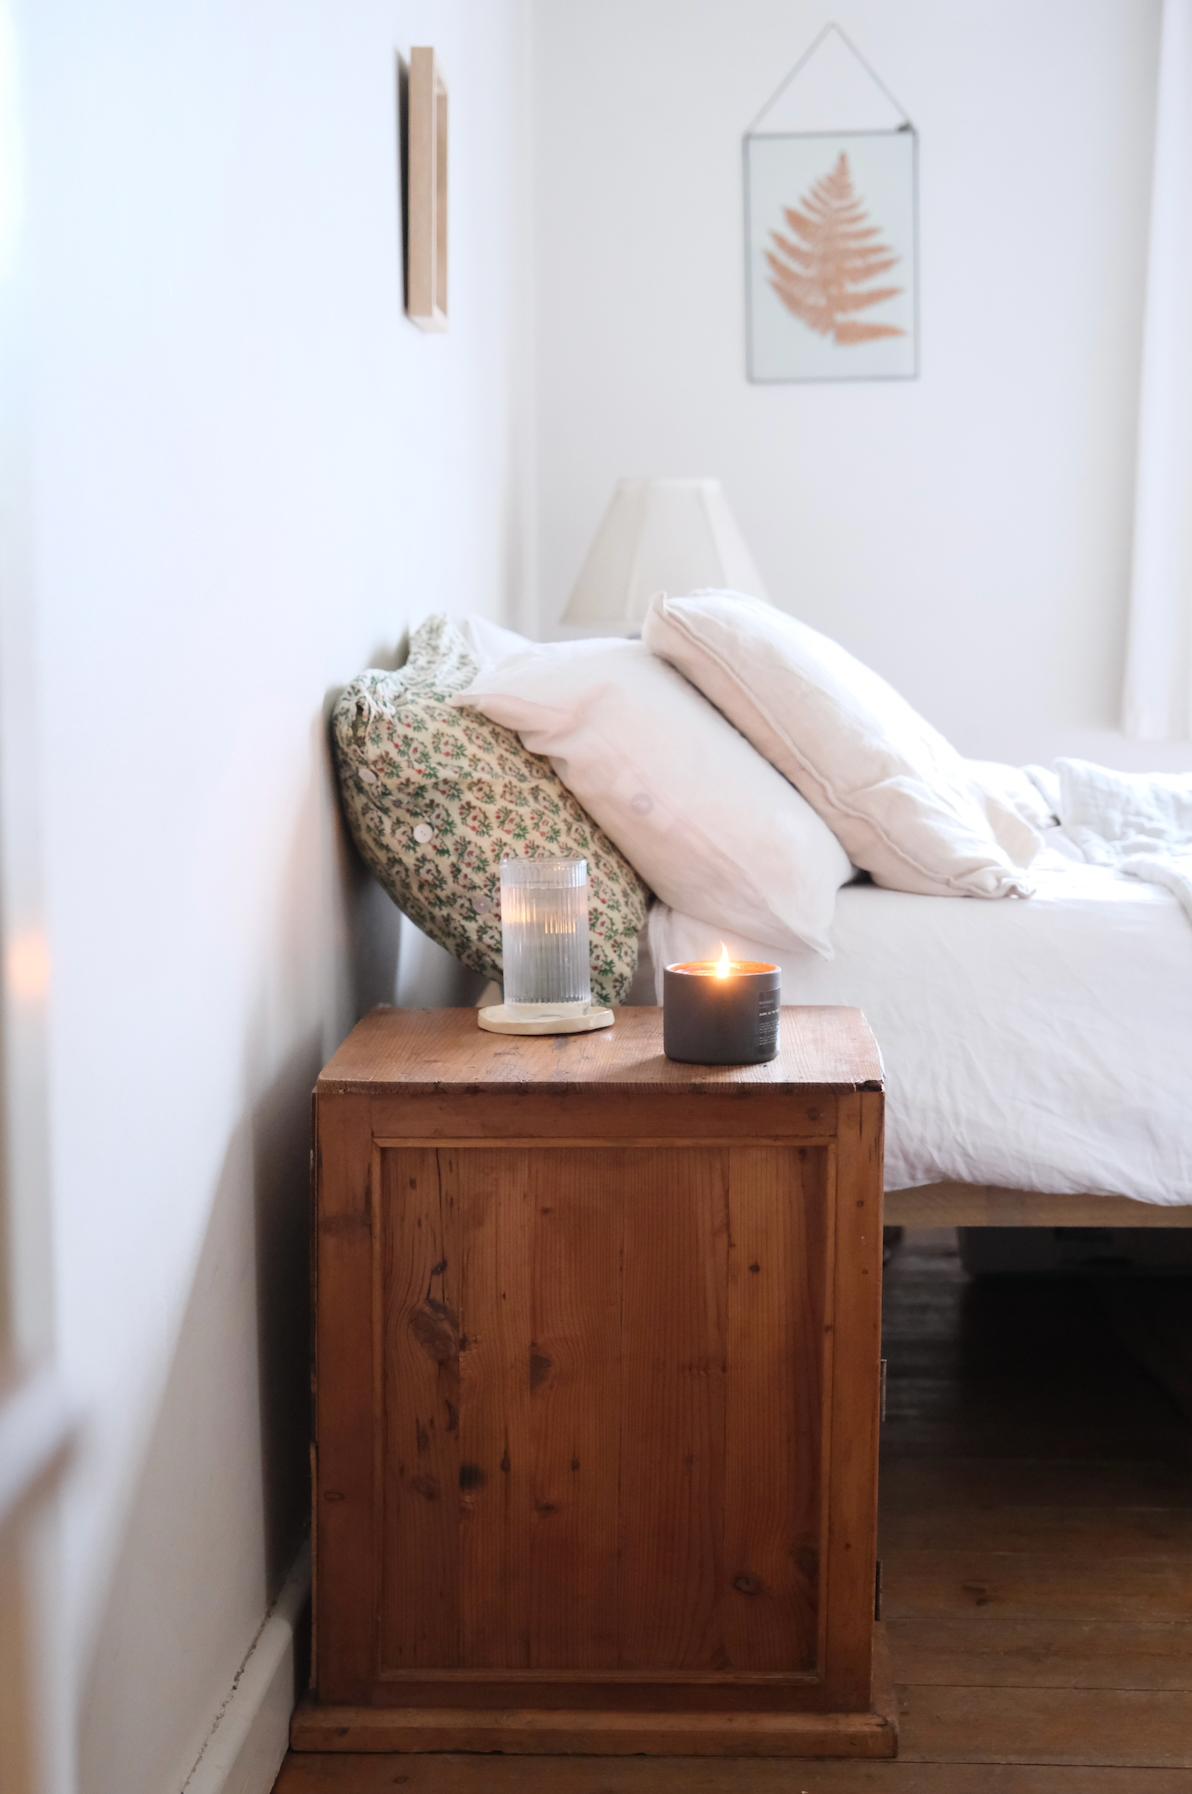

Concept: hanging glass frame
[[744, 28, 919, 384]]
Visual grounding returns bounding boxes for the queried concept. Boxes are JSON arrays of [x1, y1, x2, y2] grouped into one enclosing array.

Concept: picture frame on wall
[[744, 27, 918, 383], [406, 46, 448, 332]]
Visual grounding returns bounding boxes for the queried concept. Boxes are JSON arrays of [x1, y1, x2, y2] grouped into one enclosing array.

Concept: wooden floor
[[274, 1229, 1192, 1792]]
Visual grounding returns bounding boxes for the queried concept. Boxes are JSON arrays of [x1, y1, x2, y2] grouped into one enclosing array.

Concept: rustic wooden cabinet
[[293, 1006, 895, 1758]]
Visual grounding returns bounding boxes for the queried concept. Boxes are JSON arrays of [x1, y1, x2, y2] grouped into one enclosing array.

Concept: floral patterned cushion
[[332, 615, 650, 1005]]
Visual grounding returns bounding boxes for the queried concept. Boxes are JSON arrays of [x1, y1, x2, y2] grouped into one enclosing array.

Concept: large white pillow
[[967, 759, 1057, 837], [453, 637, 854, 955], [458, 612, 533, 669], [643, 591, 1039, 899]]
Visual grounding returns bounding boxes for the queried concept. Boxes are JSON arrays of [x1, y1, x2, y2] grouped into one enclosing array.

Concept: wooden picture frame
[[406, 47, 447, 332]]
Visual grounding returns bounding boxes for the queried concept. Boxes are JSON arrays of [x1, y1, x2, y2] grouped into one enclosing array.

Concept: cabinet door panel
[[376, 1142, 830, 1680]]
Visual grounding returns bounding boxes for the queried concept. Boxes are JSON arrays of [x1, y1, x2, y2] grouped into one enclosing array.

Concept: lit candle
[[663, 946, 780, 1065]]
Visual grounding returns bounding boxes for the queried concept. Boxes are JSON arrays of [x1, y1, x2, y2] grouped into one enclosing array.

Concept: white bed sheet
[[649, 850, 1192, 1206]]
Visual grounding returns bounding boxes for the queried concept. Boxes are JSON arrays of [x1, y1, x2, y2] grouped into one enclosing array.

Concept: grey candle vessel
[[663, 961, 780, 1065]]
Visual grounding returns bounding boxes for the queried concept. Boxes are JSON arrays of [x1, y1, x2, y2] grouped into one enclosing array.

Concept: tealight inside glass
[[501, 856, 592, 1019]]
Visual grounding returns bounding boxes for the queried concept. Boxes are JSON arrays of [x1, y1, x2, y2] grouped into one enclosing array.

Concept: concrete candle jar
[[663, 947, 781, 1064]]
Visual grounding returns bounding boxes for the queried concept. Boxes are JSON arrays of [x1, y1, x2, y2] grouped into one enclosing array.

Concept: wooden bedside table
[[294, 1005, 894, 1759]]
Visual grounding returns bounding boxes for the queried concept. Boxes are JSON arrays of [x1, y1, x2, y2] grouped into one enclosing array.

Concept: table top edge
[[315, 1004, 885, 1096]]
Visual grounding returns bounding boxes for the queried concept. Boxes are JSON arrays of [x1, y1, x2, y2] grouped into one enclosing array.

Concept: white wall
[[3, 2, 532, 1790], [531, 0, 1189, 770]]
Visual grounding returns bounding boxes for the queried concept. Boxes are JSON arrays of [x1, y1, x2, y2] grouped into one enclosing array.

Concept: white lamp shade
[[562, 478, 769, 626]]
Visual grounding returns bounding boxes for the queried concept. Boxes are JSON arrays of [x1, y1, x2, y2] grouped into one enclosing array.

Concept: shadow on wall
[[349, 865, 486, 1011], [77, 688, 484, 1794], [77, 1032, 320, 1794]]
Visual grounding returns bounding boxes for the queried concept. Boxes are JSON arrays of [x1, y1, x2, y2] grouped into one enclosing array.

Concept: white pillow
[[643, 591, 1038, 899], [453, 637, 854, 955], [458, 612, 533, 669], [968, 759, 1058, 836]]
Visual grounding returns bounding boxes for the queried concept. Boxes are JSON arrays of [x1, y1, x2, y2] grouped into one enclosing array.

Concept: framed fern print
[[745, 127, 918, 383]]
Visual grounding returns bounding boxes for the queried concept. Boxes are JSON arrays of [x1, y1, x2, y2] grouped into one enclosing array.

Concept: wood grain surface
[[373, 1144, 830, 1680], [289, 1700, 895, 1756], [306, 1006, 887, 1748], [822, 1090, 884, 1710], [276, 1760, 1192, 1793], [379, 1146, 462, 1671], [888, 1618, 1192, 1690], [311, 1094, 376, 1702], [886, 1185, 1192, 1228], [879, 1231, 1192, 1774], [526, 1149, 621, 1670], [282, 1227, 1192, 1790], [896, 1684, 1192, 1765], [316, 1005, 883, 1094]]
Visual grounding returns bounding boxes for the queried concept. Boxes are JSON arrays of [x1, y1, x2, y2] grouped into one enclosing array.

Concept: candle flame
[[715, 944, 732, 980]]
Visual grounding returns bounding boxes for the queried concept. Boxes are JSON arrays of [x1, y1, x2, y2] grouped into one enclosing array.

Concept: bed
[[340, 606, 1192, 1229], [647, 843, 1192, 1227]]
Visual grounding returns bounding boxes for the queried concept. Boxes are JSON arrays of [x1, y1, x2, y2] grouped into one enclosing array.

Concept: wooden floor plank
[[883, 1549, 1192, 1623], [880, 1504, 1192, 1555], [888, 1618, 1192, 1690], [273, 1754, 1192, 1791], [897, 1683, 1192, 1767], [878, 1457, 1192, 1508], [275, 1235, 1192, 1790]]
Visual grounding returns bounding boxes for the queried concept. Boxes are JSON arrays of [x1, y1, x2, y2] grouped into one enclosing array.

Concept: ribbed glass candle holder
[[501, 856, 592, 1018]]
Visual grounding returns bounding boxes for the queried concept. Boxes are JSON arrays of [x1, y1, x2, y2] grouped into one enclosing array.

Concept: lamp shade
[[562, 478, 769, 627]]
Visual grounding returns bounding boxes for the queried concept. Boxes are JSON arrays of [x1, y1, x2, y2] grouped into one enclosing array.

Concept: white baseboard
[[181, 1540, 310, 1794]]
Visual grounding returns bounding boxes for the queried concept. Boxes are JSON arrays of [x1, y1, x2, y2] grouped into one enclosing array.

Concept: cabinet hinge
[[879, 1358, 888, 1423]]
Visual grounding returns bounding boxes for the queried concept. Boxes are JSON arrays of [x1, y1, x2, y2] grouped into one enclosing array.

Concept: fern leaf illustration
[[767, 153, 906, 345], [835, 284, 903, 313], [834, 319, 905, 343]]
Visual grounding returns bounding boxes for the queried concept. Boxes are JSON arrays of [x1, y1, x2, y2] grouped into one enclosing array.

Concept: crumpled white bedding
[[1053, 758, 1192, 926], [649, 844, 1192, 1206]]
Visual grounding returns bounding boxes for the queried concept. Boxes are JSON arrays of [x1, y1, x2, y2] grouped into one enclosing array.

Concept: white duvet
[[1054, 757, 1192, 925], [649, 845, 1192, 1207]]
